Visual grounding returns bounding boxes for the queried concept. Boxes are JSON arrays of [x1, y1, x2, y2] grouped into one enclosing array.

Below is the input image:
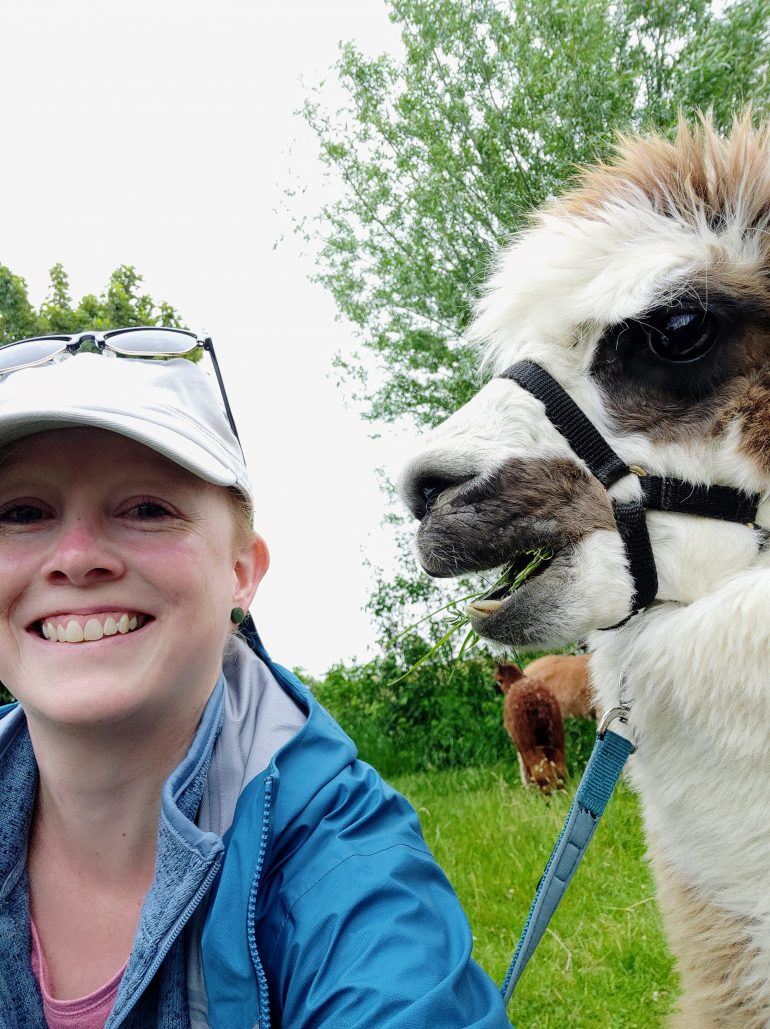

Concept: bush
[[313, 637, 595, 778], [314, 643, 508, 776]]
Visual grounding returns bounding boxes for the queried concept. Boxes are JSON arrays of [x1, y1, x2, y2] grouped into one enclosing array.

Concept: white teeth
[[83, 618, 104, 642], [38, 612, 148, 643], [467, 600, 503, 617], [65, 620, 84, 643]]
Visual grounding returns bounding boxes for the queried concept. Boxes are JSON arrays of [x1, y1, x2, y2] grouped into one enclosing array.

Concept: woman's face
[[0, 426, 267, 730]]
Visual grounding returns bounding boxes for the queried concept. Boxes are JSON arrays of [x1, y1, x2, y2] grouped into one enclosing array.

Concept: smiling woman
[[0, 427, 259, 732], [0, 331, 511, 1029]]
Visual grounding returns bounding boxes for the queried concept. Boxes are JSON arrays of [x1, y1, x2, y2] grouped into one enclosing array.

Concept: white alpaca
[[398, 115, 770, 1026]]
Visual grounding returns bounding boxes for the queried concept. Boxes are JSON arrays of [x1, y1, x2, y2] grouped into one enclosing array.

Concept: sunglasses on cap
[[0, 326, 242, 448]]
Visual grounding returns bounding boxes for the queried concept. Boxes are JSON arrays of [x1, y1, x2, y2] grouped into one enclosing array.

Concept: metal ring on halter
[[597, 706, 636, 752]]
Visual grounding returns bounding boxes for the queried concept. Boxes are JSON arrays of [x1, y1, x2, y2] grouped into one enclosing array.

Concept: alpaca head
[[493, 662, 524, 694], [398, 114, 770, 650]]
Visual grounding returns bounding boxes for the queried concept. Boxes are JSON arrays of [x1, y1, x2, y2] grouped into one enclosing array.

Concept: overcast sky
[[0, 0, 421, 674]]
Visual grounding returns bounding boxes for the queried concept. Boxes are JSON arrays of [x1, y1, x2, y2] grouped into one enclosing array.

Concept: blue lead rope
[[501, 718, 634, 1006]]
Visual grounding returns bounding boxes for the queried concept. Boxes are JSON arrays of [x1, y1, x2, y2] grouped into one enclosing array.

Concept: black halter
[[499, 361, 763, 626]]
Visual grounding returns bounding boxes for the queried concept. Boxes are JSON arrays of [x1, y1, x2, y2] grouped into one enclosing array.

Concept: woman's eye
[[124, 500, 174, 520], [643, 310, 719, 363], [0, 500, 176, 523], [0, 504, 49, 524]]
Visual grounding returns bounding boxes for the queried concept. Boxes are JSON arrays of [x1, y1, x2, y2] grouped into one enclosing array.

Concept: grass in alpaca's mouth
[[473, 548, 555, 606], [388, 546, 553, 686]]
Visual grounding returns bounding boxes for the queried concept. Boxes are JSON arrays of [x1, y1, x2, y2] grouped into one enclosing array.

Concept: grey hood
[[186, 635, 307, 1025]]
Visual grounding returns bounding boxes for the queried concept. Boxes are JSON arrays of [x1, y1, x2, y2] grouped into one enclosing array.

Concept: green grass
[[390, 762, 677, 1027]]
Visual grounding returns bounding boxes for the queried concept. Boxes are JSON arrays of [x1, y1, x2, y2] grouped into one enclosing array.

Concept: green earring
[[230, 607, 246, 626]]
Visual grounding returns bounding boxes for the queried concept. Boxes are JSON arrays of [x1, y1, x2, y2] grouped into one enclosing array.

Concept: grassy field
[[390, 762, 677, 1027]]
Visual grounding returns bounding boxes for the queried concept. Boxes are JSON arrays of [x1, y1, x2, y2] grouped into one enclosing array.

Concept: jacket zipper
[[106, 853, 223, 1029], [246, 774, 275, 1029]]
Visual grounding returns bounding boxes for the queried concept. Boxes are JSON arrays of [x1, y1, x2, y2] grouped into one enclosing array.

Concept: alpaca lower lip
[[468, 549, 556, 619]]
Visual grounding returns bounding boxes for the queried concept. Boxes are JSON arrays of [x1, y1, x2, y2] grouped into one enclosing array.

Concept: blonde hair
[[225, 485, 257, 550]]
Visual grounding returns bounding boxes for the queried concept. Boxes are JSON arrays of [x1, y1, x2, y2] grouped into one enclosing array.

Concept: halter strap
[[638, 476, 758, 524], [499, 362, 629, 488], [498, 360, 762, 619]]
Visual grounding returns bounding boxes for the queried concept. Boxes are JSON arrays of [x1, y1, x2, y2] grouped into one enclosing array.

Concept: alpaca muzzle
[[499, 361, 763, 627]]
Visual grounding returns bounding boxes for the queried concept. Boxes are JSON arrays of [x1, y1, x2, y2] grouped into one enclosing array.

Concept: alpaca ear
[[494, 662, 524, 694]]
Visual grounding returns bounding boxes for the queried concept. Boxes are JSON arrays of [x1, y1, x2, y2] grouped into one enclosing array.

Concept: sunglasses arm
[[203, 340, 242, 446]]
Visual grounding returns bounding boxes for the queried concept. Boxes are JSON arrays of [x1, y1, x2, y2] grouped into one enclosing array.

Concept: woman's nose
[[41, 521, 124, 586]]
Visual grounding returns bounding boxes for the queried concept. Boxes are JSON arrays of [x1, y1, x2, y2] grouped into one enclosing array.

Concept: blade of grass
[[386, 621, 467, 687], [390, 547, 553, 685], [390, 565, 518, 645], [388, 592, 481, 644], [449, 627, 481, 683], [456, 627, 479, 663]]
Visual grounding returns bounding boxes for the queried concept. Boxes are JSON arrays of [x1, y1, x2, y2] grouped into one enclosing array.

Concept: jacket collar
[[195, 637, 307, 837], [0, 638, 314, 1028], [0, 680, 227, 894], [0, 681, 228, 1028]]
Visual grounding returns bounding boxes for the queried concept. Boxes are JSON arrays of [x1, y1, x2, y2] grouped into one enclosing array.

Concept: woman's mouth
[[29, 612, 154, 644]]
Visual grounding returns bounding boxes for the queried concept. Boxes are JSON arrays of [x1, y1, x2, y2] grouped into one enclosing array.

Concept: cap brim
[[0, 408, 238, 487]]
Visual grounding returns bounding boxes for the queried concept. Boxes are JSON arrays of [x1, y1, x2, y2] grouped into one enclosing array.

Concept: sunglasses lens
[[0, 338, 68, 374], [107, 329, 196, 356]]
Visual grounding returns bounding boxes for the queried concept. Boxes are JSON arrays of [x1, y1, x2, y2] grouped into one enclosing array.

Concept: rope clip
[[597, 706, 636, 752]]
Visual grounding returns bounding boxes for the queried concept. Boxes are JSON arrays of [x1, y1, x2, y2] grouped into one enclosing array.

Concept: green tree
[[0, 263, 184, 345], [300, 0, 770, 429]]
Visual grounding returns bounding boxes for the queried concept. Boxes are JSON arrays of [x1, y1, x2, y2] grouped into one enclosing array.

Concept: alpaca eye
[[644, 310, 719, 363]]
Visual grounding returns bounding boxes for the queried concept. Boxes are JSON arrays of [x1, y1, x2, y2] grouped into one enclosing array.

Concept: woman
[[0, 328, 511, 1028]]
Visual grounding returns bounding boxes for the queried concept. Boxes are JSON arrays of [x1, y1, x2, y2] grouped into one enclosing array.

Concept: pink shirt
[[29, 917, 128, 1029]]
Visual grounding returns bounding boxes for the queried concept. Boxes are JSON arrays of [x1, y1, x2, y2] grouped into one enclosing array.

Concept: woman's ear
[[232, 533, 270, 613]]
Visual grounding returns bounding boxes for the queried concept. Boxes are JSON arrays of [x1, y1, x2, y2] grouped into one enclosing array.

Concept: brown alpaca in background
[[495, 663, 566, 793], [520, 654, 595, 719], [495, 655, 595, 793]]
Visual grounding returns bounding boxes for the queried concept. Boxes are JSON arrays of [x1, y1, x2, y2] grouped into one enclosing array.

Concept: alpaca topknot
[[470, 112, 770, 376], [560, 111, 770, 231]]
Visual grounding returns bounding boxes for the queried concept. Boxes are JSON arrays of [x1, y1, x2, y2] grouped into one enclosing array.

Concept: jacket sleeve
[[265, 841, 512, 1028]]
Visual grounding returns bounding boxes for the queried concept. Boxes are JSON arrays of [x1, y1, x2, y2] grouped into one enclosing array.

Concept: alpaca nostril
[[398, 459, 478, 521], [415, 476, 455, 519], [422, 481, 445, 511]]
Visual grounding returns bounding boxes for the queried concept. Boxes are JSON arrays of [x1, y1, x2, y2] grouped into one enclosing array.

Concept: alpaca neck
[[647, 511, 767, 605]]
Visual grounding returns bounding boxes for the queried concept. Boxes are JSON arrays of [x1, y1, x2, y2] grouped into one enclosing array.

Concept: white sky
[[0, 0, 418, 675]]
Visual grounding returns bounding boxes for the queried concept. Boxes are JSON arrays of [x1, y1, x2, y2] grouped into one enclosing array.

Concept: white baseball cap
[[0, 352, 253, 499]]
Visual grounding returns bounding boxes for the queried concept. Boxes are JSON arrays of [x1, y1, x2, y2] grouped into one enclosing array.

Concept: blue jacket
[[0, 630, 511, 1028]]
